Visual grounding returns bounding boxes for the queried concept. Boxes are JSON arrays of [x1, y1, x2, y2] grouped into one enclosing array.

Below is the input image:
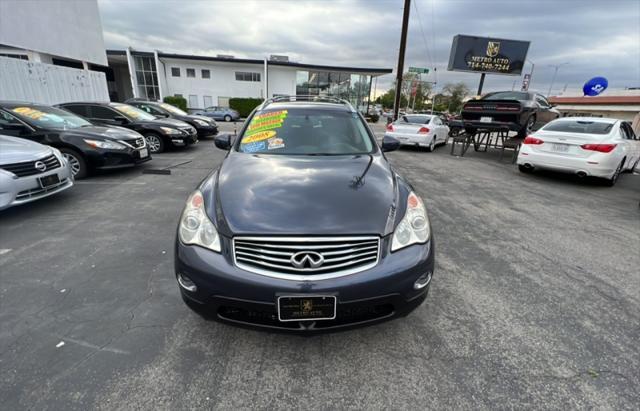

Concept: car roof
[[0, 101, 48, 108], [552, 116, 618, 124], [257, 101, 353, 113]]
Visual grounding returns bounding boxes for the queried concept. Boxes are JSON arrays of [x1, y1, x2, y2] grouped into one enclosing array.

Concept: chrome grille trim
[[1, 154, 60, 177], [232, 236, 380, 281]]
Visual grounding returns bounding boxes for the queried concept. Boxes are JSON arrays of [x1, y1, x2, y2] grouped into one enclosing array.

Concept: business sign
[[409, 67, 429, 74], [583, 77, 608, 96], [447, 35, 530, 76], [521, 73, 531, 91]]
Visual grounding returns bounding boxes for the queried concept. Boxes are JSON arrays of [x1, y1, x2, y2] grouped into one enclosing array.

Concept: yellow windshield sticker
[[242, 130, 276, 144], [244, 110, 288, 137], [12, 107, 47, 120], [115, 105, 143, 119]]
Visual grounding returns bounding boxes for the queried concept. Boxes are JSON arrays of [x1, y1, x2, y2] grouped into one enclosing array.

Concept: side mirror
[[214, 132, 234, 150], [113, 116, 129, 124], [381, 136, 401, 152]]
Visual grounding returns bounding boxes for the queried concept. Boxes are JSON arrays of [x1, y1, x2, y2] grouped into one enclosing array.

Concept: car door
[[534, 94, 555, 129], [88, 105, 127, 127], [621, 122, 640, 168], [431, 116, 447, 142]]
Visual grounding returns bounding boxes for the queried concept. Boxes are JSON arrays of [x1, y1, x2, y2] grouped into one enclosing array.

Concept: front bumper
[[85, 147, 152, 170], [168, 131, 198, 147], [175, 236, 435, 333], [0, 161, 74, 210], [517, 148, 618, 178], [195, 125, 218, 138]]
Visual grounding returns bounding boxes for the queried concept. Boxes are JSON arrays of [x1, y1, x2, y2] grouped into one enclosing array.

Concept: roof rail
[[260, 95, 356, 111]]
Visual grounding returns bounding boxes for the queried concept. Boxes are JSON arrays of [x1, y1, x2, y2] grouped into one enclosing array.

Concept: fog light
[[177, 274, 197, 292], [414, 272, 432, 290]]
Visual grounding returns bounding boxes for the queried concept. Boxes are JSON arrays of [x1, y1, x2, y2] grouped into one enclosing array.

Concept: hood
[[187, 115, 215, 123], [0, 134, 52, 164], [135, 118, 191, 128], [212, 152, 397, 236], [61, 125, 142, 141]]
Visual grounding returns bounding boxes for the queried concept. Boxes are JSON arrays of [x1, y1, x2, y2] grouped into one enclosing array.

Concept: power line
[[412, 0, 433, 70]]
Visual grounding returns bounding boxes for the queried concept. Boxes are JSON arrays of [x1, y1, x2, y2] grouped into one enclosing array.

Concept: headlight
[[50, 147, 64, 161], [178, 190, 221, 252], [83, 139, 126, 150], [160, 126, 181, 135], [391, 191, 431, 252], [193, 119, 208, 126]]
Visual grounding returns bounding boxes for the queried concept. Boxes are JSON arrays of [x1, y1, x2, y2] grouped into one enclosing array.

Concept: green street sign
[[409, 67, 430, 74]]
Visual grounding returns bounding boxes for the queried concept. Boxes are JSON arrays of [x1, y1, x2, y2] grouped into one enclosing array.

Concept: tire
[[144, 133, 165, 153], [426, 138, 436, 152], [60, 148, 88, 179], [518, 164, 533, 173], [604, 161, 624, 186], [224, 115, 232, 122], [517, 115, 536, 138]]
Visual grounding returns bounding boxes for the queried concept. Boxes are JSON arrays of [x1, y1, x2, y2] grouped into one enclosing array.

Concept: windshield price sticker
[[241, 130, 277, 144], [244, 110, 288, 137], [267, 137, 285, 150], [12, 107, 48, 120], [242, 141, 266, 153]]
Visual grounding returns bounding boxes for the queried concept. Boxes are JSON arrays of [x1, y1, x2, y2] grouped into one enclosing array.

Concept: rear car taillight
[[386, 124, 395, 132], [580, 143, 617, 153], [418, 127, 430, 134], [523, 136, 544, 145]]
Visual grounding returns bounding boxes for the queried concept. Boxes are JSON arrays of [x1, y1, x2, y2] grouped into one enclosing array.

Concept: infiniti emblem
[[290, 251, 324, 269], [34, 161, 46, 172]]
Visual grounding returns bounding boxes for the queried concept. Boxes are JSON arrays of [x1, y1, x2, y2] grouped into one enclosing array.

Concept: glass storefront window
[[296, 71, 309, 95], [133, 55, 160, 101], [294, 70, 373, 113]]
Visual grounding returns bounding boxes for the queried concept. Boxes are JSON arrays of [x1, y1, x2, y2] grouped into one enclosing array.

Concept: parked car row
[[0, 99, 220, 210]]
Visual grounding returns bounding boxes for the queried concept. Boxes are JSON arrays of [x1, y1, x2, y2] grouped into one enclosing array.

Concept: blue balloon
[[583, 77, 608, 96]]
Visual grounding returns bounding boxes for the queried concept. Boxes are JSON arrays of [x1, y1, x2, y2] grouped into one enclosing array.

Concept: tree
[[377, 73, 433, 111], [440, 82, 471, 113]]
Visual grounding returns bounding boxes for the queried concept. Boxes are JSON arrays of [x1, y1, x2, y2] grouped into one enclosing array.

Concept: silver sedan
[[0, 135, 74, 210]]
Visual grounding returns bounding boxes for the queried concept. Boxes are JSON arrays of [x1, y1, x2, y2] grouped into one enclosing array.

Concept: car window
[[483, 91, 529, 101], [62, 104, 88, 117], [10, 105, 92, 129], [402, 115, 432, 124], [619, 124, 631, 139], [542, 120, 614, 135], [237, 108, 374, 155], [138, 104, 163, 115], [90, 105, 119, 120], [433, 117, 442, 125], [160, 103, 188, 116], [0, 110, 23, 126], [535, 95, 549, 107]]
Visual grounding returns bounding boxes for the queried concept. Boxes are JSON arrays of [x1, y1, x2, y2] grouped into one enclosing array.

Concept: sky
[[98, 0, 640, 97]]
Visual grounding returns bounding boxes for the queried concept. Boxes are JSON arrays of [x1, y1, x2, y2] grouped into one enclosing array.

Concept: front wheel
[[60, 148, 88, 179], [224, 115, 232, 122], [144, 133, 165, 153]]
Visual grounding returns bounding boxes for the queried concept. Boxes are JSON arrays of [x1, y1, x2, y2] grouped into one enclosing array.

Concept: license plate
[[277, 295, 337, 322], [39, 174, 60, 188], [139, 148, 148, 158], [480, 116, 493, 123], [551, 143, 570, 153]]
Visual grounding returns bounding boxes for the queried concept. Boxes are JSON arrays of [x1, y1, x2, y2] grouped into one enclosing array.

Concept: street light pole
[[547, 62, 569, 96], [393, 0, 411, 121]]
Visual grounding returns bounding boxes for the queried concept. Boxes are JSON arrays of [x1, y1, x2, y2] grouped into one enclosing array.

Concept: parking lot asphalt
[[1, 121, 639, 409]]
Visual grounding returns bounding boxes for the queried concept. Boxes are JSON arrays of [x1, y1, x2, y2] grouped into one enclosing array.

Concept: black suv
[[0, 102, 151, 179], [58, 102, 198, 153], [126, 99, 218, 139]]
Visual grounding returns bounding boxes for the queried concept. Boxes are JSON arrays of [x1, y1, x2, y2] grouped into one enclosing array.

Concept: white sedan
[[517, 117, 640, 186], [385, 114, 449, 152]]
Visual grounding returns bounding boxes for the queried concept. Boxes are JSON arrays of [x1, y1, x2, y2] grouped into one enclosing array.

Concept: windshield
[[542, 120, 614, 135], [237, 108, 374, 155], [401, 115, 431, 124], [160, 103, 187, 116], [483, 91, 529, 101], [11, 106, 91, 129], [112, 104, 157, 121]]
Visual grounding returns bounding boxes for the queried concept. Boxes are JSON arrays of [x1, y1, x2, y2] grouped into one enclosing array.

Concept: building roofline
[[549, 96, 640, 105], [106, 49, 393, 75]]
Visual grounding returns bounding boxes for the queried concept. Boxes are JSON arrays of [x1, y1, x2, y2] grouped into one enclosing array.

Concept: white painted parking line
[[0, 249, 11, 255], [73, 181, 147, 185]]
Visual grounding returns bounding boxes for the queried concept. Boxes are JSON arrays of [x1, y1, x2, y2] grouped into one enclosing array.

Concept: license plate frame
[[551, 143, 570, 153], [480, 116, 493, 123], [38, 173, 60, 188], [139, 148, 149, 158], [277, 295, 337, 322]]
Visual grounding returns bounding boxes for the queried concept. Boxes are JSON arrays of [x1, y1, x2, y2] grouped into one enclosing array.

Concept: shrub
[[163, 96, 188, 112], [229, 98, 264, 118]]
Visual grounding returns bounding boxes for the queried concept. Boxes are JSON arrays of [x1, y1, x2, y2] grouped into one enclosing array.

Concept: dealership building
[[104, 49, 392, 111]]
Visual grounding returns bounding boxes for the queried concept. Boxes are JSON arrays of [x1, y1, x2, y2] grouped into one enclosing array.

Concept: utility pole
[[393, 0, 411, 121], [547, 62, 569, 96]]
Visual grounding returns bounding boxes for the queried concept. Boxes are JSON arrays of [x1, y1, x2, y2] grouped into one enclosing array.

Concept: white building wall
[[0, 57, 109, 105], [161, 58, 265, 109], [0, 0, 107, 65], [267, 66, 297, 97]]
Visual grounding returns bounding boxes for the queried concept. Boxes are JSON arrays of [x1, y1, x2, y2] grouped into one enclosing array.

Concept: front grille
[[15, 178, 70, 200], [119, 137, 145, 149], [233, 236, 380, 280], [0, 154, 60, 177]]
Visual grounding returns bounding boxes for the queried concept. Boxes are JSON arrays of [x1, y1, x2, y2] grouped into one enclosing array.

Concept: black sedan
[[58, 102, 197, 154], [0, 102, 151, 179], [125, 99, 218, 139], [175, 97, 435, 332]]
